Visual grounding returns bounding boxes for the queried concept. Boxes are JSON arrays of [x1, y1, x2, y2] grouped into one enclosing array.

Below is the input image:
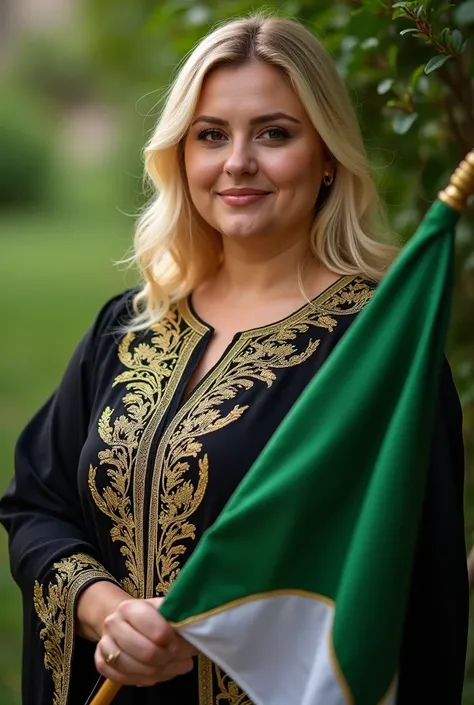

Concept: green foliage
[[0, 202, 132, 705], [0, 88, 54, 209], [456, 0, 474, 26]]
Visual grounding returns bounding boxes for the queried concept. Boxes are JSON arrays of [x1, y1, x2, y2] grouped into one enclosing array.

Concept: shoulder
[[323, 276, 377, 316], [91, 287, 140, 339], [75, 288, 140, 376]]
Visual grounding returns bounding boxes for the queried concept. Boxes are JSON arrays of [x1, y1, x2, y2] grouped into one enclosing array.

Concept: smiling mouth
[[218, 192, 270, 206]]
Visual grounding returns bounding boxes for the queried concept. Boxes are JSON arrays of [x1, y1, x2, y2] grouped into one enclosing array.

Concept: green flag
[[159, 199, 458, 705]]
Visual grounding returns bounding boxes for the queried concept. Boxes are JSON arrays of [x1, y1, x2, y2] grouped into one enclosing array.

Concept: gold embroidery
[[33, 553, 116, 705], [198, 656, 253, 705], [215, 668, 253, 705], [150, 279, 374, 599], [148, 311, 333, 598], [191, 278, 374, 704], [317, 277, 375, 315], [199, 654, 214, 704], [88, 308, 202, 597], [84, 277, 373, 705]]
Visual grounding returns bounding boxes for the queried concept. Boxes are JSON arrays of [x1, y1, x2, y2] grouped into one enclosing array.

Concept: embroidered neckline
[[180, 275, 356, 338]]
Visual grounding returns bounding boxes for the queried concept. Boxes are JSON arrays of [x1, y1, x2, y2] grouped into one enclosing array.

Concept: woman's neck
[[213, 237, 317, 303]]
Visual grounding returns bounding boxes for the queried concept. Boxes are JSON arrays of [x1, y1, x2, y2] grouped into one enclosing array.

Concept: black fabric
[[0, 278, 468, 705], [397, 362, 468, 703]]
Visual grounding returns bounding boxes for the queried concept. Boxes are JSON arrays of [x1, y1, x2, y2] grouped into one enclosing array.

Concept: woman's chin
[[218, 221, 271, 241]]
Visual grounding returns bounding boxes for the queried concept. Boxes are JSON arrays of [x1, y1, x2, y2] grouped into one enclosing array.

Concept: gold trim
[[175, 590, 354, 705], [176, 586, 398, 705], [146, 334, 250, 597], [215, 667, 253, 704], [88, 307, 207, 598], [169, 588, 335, 628], [148, 276, 375, 598], [438, 149, 474, 211], [328, 627, 353, 705], [33, 553, 117, 705], [147, 283, 353, 597], [181, 275, 360, 337], [134, 328, 205, 597], [377, 675, 398, 704], [198, 654, 214, 705], [178, 297, 212, 335]]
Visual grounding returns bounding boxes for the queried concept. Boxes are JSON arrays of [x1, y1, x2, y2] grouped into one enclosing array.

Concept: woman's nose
[[223, 140, 258, 176]]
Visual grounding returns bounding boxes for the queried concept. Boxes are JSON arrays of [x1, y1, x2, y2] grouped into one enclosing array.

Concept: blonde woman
[[0, 15, 467, 705]]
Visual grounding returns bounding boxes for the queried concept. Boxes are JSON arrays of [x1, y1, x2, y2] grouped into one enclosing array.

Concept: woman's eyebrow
[[191, 112, 301, 126]]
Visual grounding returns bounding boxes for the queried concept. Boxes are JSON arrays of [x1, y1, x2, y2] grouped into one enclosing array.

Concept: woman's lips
[[218, 193, 269, 206]]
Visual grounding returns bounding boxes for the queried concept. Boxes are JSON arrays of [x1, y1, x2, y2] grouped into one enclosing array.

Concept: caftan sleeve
[[0, 295, 129, 705]]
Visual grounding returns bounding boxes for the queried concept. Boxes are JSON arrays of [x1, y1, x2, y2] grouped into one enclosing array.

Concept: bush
[[0, 88, 54, 209]]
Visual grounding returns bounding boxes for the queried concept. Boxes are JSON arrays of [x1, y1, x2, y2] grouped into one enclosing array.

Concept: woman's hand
[[76, 581, 134, 642], [95, 597, 197, 686]]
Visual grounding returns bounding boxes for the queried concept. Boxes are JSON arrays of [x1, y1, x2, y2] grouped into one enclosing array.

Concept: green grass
[[0, 203, 135, 704]]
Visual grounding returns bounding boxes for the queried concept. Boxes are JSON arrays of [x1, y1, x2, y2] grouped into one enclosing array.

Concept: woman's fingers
[[96, 597, 196, 686], [175, 635, 198, 660], [104, 611, 173, 668], [95, 634, 165, 686], [159, 657, 195, 681], [117, 599, 179, 651], [95, 633, 194, 685]]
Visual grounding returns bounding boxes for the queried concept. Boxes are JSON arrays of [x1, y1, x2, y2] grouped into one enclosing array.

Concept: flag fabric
[[159, 200, 458, 705]]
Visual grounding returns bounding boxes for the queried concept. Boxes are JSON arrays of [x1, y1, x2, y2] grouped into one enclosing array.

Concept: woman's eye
[[195, 126, 290, 144], [197, 129, 225, 143], [260, 127, 290, 141]]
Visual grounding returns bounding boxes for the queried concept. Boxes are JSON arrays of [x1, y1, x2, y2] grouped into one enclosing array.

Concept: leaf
[[439, 27, 451, 48], [388, 44, 398, 70], [391, 112, 419, 134], [361, 37, 379, 49], [392, 7, 409, 18], [465, 252, 474, 270], [454, 0, 474, 25], [184, 6, 211, 26], [410, 64, 426, 90], [400, 27, 419, 34], [377, 78, 395, 94], [424, 54, 452, 73], [433, 1, 455, 21], [451, 29, 464, 52]]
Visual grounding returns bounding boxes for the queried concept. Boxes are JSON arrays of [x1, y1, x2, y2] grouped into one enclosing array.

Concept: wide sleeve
[[0, 295, 128, 705], [397, 360, 468, 703]]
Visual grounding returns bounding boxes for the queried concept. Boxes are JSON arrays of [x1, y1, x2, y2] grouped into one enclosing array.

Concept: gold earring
[[323, 172, 334, 187]]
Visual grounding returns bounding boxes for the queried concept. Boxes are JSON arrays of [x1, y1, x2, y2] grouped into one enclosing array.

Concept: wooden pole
[[88, 679, 121, 705]]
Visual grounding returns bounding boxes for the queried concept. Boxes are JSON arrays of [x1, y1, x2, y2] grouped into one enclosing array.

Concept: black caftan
[[0, 276, 468, 705]]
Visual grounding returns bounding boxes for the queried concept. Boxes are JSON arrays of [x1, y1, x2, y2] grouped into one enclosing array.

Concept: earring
[[323, 172, 334, 187]]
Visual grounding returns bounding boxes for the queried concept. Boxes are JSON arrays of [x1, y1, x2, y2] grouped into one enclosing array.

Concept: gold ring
[[105, 650, 120, 666]]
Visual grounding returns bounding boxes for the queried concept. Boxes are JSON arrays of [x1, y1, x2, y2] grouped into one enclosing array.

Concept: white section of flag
[[177, 593, 398, 705]]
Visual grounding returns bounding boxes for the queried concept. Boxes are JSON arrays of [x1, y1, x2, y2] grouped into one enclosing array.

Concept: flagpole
[[83, 147, 474, 705], [87, 679, 121, 705], [438, 150, 474, 210]]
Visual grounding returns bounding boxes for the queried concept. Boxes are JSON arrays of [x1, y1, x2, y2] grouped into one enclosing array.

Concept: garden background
[[1, 0, 474, 702]]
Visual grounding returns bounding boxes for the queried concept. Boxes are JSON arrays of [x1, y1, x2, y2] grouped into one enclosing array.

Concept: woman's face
[[184, 62, 333, 245]]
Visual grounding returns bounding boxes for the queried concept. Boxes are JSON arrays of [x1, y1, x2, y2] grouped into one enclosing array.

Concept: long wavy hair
[[130, 14, 397, 329]]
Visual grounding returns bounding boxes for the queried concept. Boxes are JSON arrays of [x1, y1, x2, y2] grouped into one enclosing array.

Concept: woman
[[0, 14, 468, 705]]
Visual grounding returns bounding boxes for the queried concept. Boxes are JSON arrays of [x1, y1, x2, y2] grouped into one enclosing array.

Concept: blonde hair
[[131, 14, 397, 328]]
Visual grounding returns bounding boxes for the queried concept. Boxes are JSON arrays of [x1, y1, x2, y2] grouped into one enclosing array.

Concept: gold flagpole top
[[438, 149, 474, 212]]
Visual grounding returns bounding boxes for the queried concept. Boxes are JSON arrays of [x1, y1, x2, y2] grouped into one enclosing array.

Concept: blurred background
[[1, 0, 474, 702]]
